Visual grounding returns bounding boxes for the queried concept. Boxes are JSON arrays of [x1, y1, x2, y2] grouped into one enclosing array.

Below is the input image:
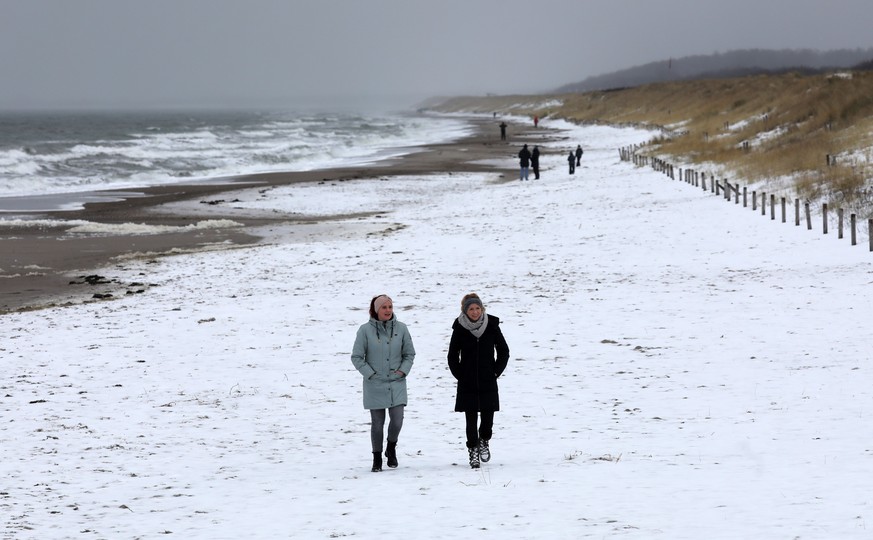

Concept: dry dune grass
[[433, 71, 873, 216]]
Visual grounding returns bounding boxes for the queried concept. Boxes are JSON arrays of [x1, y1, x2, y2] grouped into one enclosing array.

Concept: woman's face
[[465, 303, 482, 322], [377, 301, 394, 321]]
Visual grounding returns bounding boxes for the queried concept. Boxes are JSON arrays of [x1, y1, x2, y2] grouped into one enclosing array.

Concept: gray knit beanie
[[462, 297, 483, 313]]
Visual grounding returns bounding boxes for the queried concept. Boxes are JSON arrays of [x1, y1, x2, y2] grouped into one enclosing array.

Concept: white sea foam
[[0, 218, 90, 227], [0, 217, 242, 235], [65, 219, 243, 235]]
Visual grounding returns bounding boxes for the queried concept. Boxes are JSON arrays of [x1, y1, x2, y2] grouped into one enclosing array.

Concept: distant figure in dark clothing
[[499, 122, 507, 140], [518, 144, 532, 181], [534, 115, 539, 128], [575, 145, 583, 166], [531, 145, 540, 179], [568, 150, 576, 174]]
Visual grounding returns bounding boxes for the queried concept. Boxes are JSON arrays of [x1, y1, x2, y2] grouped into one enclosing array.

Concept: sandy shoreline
[[0, 116, 559, 313]]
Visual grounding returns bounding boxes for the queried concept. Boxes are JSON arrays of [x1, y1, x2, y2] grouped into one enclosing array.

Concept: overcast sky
[[3, 0, 873, 111]]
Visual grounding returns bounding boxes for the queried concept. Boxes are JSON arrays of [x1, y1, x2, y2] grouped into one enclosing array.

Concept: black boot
[[467, 445, 480, 469], [385, 440, 398, 468], [371, 451, 382, 472], [479, 439, 491, 463]]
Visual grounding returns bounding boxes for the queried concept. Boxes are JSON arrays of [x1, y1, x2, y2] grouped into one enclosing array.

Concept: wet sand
[[0, 117, 560, 313]]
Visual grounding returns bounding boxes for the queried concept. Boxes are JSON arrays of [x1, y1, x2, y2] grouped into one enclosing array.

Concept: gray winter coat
[[351, 316, 415, 409]]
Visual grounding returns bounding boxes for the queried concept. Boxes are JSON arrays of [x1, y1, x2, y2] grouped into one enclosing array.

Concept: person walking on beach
[[533, 115, 539, 128], [531, 145, 541, 180], [575, 144, 583, 167], [499, 121, 507, 140], [351, 294, 416, 472], [568, 150, 576, 174], [518, 144, 532, 181], [448, 293, 510, 469]]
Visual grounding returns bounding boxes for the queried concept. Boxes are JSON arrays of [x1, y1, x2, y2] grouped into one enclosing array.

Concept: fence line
[[618, 146, 873, 253]]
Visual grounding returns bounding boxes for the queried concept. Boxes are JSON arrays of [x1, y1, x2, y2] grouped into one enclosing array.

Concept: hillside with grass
[[431, 71, 873, 218], [553, 48, 873, 93]]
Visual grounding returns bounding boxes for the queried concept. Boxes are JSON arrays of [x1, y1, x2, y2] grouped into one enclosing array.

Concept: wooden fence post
[[838, 208, 844, 239], [851, 213, 857, 245], [752, 191, 757, 211], [781, 197, 786, 223], [743, 186, 748, 207], [869, 218, 873, 251], [770, 194, 776, 220], [761, 192, 767, 216], [823, 203, 828, 234], [795, 199, 800, 226], [805, 203, 812, 230]]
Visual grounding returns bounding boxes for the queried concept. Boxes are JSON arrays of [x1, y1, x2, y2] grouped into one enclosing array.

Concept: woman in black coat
[[447, 293, 510, 469]]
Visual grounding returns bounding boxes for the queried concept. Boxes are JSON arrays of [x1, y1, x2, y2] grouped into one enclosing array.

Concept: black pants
[[465, 410, 494, 448], [532, 164, 540, 179]]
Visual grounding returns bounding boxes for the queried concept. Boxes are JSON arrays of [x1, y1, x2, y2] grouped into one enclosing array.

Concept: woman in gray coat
[[351, 294, 415, 472]]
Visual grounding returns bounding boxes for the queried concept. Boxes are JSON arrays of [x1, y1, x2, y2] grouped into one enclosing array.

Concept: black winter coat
[[447, 315, 510, 412], [518, 147, 532, 167]]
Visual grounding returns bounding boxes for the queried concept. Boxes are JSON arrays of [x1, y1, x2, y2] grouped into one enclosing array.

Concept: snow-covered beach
[[3, 118, 873, 539]]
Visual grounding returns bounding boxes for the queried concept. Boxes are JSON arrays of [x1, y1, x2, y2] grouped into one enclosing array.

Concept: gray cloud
[[2, 0, 873, 110]]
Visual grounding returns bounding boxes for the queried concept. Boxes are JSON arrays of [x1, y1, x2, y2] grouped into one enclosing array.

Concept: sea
[[0, 110, 473, 202]]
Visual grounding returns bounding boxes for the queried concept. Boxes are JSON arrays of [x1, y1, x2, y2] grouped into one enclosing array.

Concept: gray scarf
[[457, 312, 488, 338]]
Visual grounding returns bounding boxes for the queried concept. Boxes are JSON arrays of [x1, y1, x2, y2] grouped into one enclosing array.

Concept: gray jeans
[[370, 405, 404, 452]]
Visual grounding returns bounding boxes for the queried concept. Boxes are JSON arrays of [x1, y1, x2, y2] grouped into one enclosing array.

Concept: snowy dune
[[3, 121, 873, 539]]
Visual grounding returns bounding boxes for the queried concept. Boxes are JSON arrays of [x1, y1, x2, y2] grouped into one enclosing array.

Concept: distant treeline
[[555, 48, 873, 93]]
